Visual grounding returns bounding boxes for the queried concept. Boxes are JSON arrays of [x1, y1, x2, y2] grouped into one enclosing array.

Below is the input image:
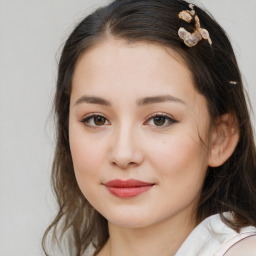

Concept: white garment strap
[[214, 232, 256, 256]]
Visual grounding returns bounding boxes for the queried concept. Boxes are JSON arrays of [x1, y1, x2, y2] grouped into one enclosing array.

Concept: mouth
[[103, 179, 155, 198]]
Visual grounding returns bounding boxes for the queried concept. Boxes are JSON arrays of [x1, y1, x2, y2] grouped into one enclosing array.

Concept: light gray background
[[0, 1, 255, 255]]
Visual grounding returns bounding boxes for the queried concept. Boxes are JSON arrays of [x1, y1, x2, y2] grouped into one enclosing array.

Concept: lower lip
[[105, 185, 153, 198]]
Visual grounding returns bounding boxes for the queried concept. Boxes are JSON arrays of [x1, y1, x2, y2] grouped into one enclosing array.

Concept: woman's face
[[69, 39, 212, 228]]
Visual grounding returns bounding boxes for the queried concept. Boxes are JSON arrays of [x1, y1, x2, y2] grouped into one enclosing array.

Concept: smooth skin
[[69, 38, 240, 256]]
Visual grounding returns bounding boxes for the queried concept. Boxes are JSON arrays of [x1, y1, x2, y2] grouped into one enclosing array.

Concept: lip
[[103, 179, 155, 198]]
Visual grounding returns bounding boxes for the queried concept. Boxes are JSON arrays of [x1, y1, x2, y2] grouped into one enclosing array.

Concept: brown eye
[[94, 116, 106, 126], [81, 114, 110, 127], [153, 116, 166, 126], [145, 113, 177, 128]]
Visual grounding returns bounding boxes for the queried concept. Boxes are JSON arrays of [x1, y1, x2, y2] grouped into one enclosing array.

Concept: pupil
[[154, 116, 165, 126], [95, 116, 105, 125]]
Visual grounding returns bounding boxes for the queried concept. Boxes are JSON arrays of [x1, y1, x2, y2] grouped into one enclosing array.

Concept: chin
[[109, 218, 151, 229], [100, 208, 157, 229]]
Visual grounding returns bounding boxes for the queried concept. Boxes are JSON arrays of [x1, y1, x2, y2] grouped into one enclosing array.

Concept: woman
[[43, 0, 256, 255]]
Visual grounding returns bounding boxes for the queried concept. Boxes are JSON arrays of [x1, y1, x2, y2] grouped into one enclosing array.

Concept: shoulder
[[224, 235, 256, 256]]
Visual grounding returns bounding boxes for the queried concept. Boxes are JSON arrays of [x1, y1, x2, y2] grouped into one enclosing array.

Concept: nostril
[[111, 160, 138, 169]]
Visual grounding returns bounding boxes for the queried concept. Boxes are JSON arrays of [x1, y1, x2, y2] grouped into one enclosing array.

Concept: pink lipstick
[[104, 179, 154, 198]]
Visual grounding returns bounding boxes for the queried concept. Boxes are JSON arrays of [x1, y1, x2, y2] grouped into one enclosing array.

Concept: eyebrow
[[74, 96, 111, 106], [136, 95, 185, 106], [74, 94, 185, 107]]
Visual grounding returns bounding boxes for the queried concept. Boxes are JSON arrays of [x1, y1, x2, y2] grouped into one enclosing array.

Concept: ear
[[208, 113, 239, 167]]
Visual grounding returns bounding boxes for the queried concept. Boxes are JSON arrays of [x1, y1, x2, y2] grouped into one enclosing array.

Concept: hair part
[[43, 0, 256, 255]]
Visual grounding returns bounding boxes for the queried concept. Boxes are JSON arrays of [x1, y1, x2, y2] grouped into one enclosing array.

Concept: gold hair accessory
[[178, 4, 212, 47]]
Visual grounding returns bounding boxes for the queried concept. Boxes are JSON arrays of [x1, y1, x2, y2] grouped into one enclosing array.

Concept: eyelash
[[80, 112, 177, 128], [81, 113, 110, 128], [144, 113, 177, 127]]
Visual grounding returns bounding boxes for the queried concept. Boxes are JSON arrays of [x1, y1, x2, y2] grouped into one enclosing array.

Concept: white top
[[175, 213, 256, 256]]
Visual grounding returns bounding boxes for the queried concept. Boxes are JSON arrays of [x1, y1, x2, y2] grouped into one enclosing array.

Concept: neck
[[98, 212, 196, 256]]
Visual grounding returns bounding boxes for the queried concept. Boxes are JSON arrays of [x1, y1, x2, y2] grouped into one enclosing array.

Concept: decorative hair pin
[[178, 4, 212, 47], [229, 81, 238, 85]]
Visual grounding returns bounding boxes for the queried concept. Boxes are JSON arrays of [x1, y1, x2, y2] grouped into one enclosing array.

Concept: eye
[[145, 113, 177, 127], [81, 114, 110, 127]]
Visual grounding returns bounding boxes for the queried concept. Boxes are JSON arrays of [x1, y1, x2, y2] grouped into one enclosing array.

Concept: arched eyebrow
[[74, 94, 185, 107], [136, 95, 186, 106], [74, 96, 111, 106]]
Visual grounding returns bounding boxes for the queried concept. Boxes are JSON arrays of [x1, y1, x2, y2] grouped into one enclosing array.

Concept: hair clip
[[178, 4, 212, 47], [229, 81, 238, 85]]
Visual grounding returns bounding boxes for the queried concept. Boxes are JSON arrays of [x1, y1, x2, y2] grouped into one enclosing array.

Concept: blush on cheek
[[69, 126, 105, 164], [151, 135, 206, 176], [71, 142, 101, 172]]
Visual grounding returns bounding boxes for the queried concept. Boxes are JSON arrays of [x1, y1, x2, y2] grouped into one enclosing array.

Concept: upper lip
[[104, 179, 155, 188]]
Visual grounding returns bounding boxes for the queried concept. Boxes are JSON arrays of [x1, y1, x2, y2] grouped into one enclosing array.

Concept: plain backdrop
[[0, 0, 255, 255]]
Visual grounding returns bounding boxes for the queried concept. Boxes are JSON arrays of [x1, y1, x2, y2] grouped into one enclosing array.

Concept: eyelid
[[80, 112, 177, 128], [80, 112, 111, 128], [143, 112, 177, 127]]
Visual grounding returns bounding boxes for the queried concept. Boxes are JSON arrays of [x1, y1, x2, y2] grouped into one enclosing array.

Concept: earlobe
[[208, 113, 239, 167]]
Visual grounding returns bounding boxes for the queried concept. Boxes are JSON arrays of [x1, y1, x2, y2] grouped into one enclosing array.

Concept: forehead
[[74, 39, 189, 83], [71, 38, 204, 109]]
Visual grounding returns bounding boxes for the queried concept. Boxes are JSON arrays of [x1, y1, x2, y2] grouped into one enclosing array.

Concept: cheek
[[69, 130, 110, 209], [69, 125, 108, 190], [70, 138, 103, 171], [146, 132, 208, 190], [147, 134, 208, 218]]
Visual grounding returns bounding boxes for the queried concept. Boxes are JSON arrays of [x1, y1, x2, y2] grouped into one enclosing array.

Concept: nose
[[108, 124, 144, 169]]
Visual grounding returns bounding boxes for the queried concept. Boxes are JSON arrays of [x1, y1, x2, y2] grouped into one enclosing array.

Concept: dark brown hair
[[43, 0, 256, 255]]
